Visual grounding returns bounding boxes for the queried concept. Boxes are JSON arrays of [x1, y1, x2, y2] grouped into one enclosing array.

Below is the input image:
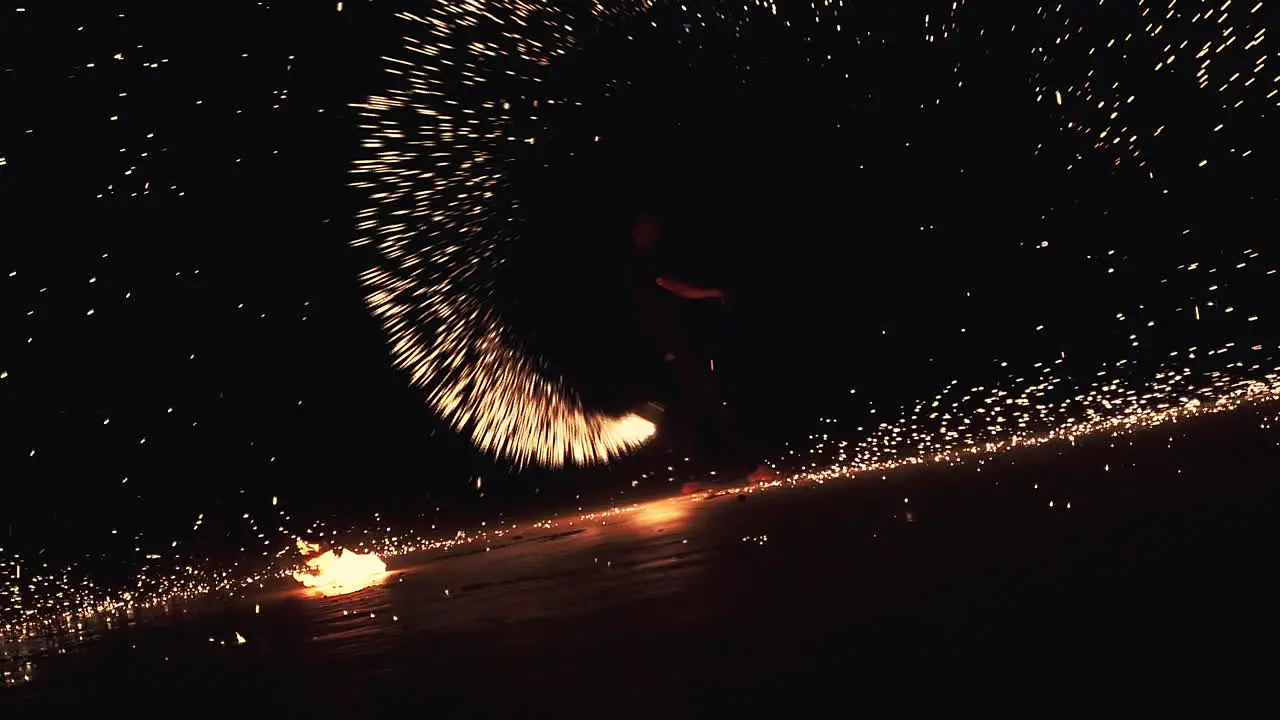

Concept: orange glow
[[632, 499, 690, 530], [291, 539, 387, 597]]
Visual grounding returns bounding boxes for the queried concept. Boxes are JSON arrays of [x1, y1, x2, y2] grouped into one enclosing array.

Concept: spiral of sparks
[[351, 4, 666, 468], [353, 0, 1276, 469]]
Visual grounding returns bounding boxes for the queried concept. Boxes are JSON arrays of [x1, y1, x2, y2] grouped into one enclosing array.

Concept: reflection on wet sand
[[8, 409, 1280, 713]]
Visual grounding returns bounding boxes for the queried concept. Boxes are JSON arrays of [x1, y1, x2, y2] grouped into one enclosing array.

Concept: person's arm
[[655, 276, 725, 300]]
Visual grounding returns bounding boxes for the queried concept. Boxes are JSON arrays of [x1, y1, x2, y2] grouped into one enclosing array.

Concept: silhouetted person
[[628, 210, 775, 486]]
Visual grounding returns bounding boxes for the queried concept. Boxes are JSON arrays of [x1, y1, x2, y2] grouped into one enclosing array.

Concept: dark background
[[0, 1, 1273, 587]]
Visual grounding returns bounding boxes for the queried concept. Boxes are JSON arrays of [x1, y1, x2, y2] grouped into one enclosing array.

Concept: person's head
[[632, 211, 663, 254]]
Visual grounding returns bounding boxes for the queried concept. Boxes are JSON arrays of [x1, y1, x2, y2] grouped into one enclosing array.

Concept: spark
[[352, 6, 663, 468]]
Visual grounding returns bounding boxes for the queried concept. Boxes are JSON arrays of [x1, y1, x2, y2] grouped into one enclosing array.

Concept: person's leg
[[684, 346, 777, 484], [655, 320, 774, 484], [669, 351, 756, 480]]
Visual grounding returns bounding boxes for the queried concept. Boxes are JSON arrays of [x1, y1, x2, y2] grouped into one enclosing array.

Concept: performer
[[627, 209, 775, 486]]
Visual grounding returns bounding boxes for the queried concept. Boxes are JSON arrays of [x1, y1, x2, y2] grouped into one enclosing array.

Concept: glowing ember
[[292, 538, 387, 597]]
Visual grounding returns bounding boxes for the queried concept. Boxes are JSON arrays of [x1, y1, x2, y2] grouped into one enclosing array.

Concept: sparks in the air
[[4, 0, 1277, 671], [352, 5, 658, 468]]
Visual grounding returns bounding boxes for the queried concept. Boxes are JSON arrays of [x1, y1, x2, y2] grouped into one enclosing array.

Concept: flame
[[292, 538, 387, 597]]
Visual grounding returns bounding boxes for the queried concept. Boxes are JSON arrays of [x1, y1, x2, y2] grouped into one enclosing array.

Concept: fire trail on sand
[[291, 539, 388, 597]]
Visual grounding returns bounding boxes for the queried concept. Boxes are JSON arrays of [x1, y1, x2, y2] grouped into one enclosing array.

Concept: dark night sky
[[0, 0, 1275, 582]]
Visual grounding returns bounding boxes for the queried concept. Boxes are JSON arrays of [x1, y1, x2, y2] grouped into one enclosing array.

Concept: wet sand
[[6, 405, 1280, 714]]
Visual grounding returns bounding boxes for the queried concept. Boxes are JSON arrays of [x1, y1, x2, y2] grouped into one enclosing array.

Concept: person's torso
[[629, 246, 725, 353]]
